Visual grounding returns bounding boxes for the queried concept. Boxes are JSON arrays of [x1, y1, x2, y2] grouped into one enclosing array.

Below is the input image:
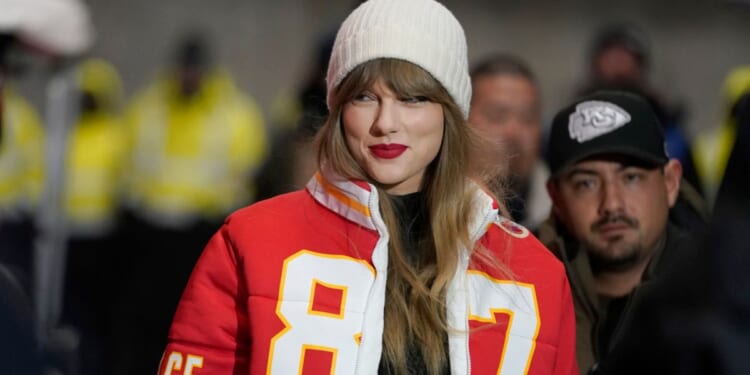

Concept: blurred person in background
[[2, 0, 94, 373], [112, 31, 269, 375], [0, 35, 45, 292], [257, 32, 334, 200], [469, 53, 551, 232], [577, 23, 703, 195], [713, 91, 750, 214], [692, 66, 750, 205], [60, 57, 127, 375], [539, 91, 707, 374], [0, 30, 44, 375], [259, 1, 366, 200]]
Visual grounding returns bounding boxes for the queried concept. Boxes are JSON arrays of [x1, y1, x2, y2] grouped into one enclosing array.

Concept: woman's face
[[342, 79, 444, 195]]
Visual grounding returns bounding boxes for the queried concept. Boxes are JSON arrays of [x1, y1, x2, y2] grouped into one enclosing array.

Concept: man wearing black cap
[[538, 91, 699, 374]]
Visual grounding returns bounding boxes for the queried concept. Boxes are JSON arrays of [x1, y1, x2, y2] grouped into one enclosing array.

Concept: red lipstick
[[369, 144, 407, 159]]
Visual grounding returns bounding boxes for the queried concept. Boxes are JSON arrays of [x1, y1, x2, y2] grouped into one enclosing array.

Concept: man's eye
[[623, 172, 642, 183], [573, 179, 596, 191]]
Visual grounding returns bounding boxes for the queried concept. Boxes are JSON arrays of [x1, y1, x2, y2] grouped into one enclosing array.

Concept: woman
[[158, 1, 577, 374]]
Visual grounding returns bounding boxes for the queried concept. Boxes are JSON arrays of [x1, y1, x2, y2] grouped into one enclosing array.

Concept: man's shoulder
[[535, 215, 583, 263]]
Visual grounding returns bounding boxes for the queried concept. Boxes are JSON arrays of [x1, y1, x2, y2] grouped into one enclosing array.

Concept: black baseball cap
[[546, 90, 669, 176]]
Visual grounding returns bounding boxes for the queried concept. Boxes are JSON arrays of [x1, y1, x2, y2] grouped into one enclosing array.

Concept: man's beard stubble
[[585, 214, 643, 274]]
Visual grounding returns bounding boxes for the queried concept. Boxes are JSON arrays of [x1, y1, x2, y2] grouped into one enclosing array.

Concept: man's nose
[[499, 118, 524, 140], [599, 180, 625, 216]]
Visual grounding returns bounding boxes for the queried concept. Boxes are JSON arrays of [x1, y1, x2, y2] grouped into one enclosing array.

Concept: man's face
[[469, 74, 541, 181], [549, 156, 681, 271], [593, 45, 644, 86], [178, 66, 205, 98]]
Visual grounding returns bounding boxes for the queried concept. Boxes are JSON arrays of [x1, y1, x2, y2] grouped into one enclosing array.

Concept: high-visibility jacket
[[124, 70, 268, 228], [63, 58, 128, 236], [0, 87, 44, 218], [693, 66, 750, 203], [64, 112, 126, 236]]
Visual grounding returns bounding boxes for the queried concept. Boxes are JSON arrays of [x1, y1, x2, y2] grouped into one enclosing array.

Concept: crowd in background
[[1, 0, 749, 374]]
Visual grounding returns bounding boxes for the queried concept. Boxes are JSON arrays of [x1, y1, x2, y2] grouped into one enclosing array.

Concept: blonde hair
[[317, 58, 505, 374]]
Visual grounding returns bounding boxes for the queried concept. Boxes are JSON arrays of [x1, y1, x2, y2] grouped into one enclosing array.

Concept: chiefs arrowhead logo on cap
[[568, 100, 632, 143]]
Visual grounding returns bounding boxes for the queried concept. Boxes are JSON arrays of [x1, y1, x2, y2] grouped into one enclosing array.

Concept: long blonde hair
[[317, 58, 503, 374]]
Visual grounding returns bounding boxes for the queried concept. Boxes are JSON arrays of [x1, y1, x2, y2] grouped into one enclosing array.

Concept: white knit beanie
[[326, 0, 471, 118]]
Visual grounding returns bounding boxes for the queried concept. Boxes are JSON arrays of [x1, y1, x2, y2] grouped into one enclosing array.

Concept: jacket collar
[[305, 167, 499, 243], [306, 168, 378, 231]]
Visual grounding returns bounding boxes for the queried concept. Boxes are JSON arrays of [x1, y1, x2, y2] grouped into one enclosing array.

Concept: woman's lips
[[369, 144, 407, 159]]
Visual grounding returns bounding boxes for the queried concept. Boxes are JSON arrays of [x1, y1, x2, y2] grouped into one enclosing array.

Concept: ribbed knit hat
[[326, 0, 471, 118]]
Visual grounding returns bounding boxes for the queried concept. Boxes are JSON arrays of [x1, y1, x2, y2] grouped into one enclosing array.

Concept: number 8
[[267, 250, 375, 375]]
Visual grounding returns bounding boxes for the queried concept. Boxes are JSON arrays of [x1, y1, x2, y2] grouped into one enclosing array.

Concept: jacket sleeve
[[157, 225, 249, 375], [555, 273, 580, 375]]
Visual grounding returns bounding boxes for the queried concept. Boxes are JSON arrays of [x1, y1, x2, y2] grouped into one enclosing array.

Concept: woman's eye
[[401, 95, 429, 103], [353, 93, 375, 102]]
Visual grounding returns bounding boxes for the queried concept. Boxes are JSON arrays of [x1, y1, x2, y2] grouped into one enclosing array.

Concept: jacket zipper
[[465, 208, 497, 374]]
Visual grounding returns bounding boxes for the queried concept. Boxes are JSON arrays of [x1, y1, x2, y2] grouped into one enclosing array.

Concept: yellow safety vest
[[693, 124, 736, 204], [0, 88, 44, 217], [64, 112, 126, 235], [693, 66, 750, 204], [63, 58, 128, 236], [124, 70, 268, 228]]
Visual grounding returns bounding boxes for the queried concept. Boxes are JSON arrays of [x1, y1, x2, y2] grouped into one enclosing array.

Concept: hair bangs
[[334, 58, 450, 107]]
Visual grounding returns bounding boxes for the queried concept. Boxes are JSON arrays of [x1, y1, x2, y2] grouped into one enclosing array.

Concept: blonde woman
[[159, 1, 577, 374]]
